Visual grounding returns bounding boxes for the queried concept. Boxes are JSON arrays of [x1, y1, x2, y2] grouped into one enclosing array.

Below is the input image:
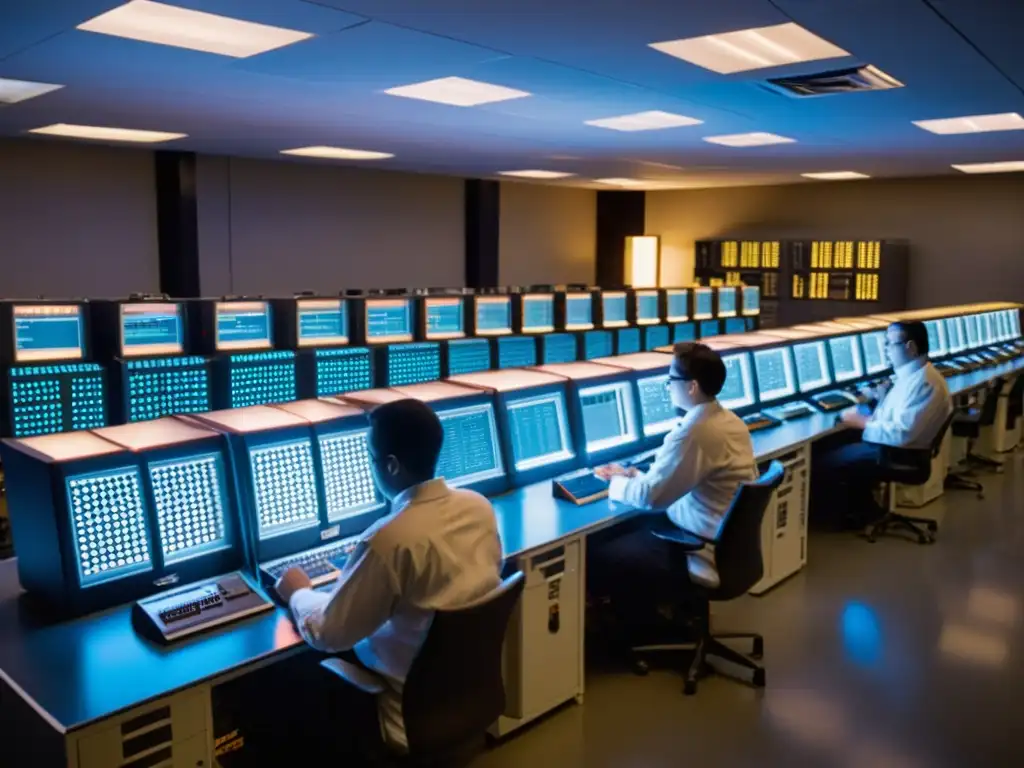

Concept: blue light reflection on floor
[[842, 601, 882, 667]]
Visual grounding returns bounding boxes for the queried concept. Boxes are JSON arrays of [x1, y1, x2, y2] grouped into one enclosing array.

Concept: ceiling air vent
[[762, 64, 903, 98]]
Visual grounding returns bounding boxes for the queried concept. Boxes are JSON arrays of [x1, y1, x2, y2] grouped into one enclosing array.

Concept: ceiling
[[1, 0, 1023, 188]]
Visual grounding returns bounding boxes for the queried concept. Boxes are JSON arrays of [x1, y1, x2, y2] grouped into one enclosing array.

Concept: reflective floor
[[476, 453, 1024, 768]]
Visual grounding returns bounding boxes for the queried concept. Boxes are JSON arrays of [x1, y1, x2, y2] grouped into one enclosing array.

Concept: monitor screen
[[423, 297, 465, 340], [617, 327, 641, 355], [318, 428, 382, 522], [446, 338, 491, 376], [925, 320, 947, 358], [565, 293, 593, 330], [578, 380, 638, 454], [297, 299, 348, 348], [718, 353, 755, 411], [828, 335, 864, 383], [315, 347, 373, 396], [149, 453, 230, 564], [636, 373, 676, 436], [522, 294, 555, 333], [964, 314, 980, 347], [666, 289, 689, 322], [861, 331, 889, 375], [474, 296, 512, 336], [724, 318, 746, 334], [542, 333, 577, 364], [583, 330, 613, 360], [1009, 310, 1021, 338], [945, 317, 965, 354], [717, 287, 738, 317], [497, 336, 537, 369], [636, 291, 660, 324], [601, 292, 627, 327], [120, 302, 184, 357], [435, 403, 505, 487], [250, 438, 321, 539], [981, 314, 995, 345], [365, 298, 413, 344], [752, 348, 796, 403], [215, 301, 272, 351], [699, 320, 720, 338], [674, 323, 696, 342], [997, 312, 1011, 341], [793, 341, 831, 392], [644, 324, 671, 351], [386, 343, 441, 386], [742, 286, 760, 316], [694, 289, 713, 320], [505, 390, 575, 471], [13, 304, 85, 362]]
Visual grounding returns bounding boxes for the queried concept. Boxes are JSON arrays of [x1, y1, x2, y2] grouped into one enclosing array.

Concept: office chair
[[865, 410, 955, 544], [1004, 374, 1024, 446], [949, 377, 1005, 479], [631, 461, 785, 696], [320, 572, 525, 767]]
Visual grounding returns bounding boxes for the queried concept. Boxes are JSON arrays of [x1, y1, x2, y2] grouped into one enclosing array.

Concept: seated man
[[590, 342, 757, 635], [271, 398, 503, 760], [815, 320, 952, 524]]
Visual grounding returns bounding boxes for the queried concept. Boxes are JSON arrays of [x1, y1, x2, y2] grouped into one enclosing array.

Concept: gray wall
[[0, 139, 159, 298], [646, 175, 1024, 307]]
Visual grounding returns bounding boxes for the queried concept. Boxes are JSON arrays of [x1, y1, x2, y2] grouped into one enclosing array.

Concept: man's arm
[[862, 378, 944, 447], [609, 428, 705, 510], [288, 541, 399, 653]]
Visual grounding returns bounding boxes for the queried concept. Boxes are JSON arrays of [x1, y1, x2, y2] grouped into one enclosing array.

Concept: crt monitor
[[828, 335, 864, 383], [616, 327, 641, 356], [860, 331, 889, 375], [716, 286, 738, 318], [474, 296, 512, 336], [724, 317, 746, 334], [422, 296, 465, 341], [693, 288, 713, 320], [434, 401, 506, 494], [540, 333, 577, 364], [445, 338, 492, 376], [924, 320, 947, 359], [752, 347, 796, 403], [792, 341, 832, 393], [699, 320, 720, 338], [600, 291, 628, 328], [497, 336, 538, 369], [995, 312, 1011, 341], [981, 313, 996, 345], [945, 317, 965, 354], [503, 387, 576, 482], [13, 303, 85, 362], [964, 314, 980, 347], [576, 379, 640, 460], [120, 302, 184, 357], [635, 371, 677, 437], [634, 290, 660, 325], [564, 292, 594, 331], [521, 293, 555, 333], [742, 286, 761, 316], [215, 301, 273, 351], [297, 299, 348, 348], [665, 289, 689, 322], [717, 353, 756, 412], [583, 330, 613, 360], [1009, 310, 1022, 338], [365, 298, 413, 344]]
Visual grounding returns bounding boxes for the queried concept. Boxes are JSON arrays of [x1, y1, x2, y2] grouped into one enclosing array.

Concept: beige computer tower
[[750, 445, 809, 596]]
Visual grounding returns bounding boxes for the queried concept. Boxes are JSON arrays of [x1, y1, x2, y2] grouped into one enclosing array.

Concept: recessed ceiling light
[[0, 77, 63, 104], [28, 123, 186, 143], [914, 112, 1024, 135], [952, 161, 1024, 174], [384, 76, 530, 107], [585, 110, 703, 132], [650, 22, 849, 74], [281, 146, 394, 160], [801, 171, 870, 180], [498, 170, 575, 179], [703, 132, 795, 147], [595, 178, 648, 187], [77, 0, 313, 58]]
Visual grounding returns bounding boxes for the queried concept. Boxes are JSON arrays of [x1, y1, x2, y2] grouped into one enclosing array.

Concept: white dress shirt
[[863, 358, 951, 448], [609, 400, 757, 584], [289, 478, 502, 751]]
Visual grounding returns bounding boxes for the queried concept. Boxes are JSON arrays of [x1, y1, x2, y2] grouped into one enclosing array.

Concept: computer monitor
[[600, 291, 628, 328], [700, 320, 720, 338], [563, 292, 594, 331], [860, 331, 889, 375], [434, 402, 506, 491], [364, 298, 413, 344], [981, 313, 995, 345], [717, 353, 756, 411], [793, 341, 832, 393], [520, 293, 555, 333], [616, 327, 641, 356], [1009, 310, 1022, 338], [215, 301, 273, 352], [473, 296, 512, 336], [540, 333, 577, 364], [994, 312, 1011, 342], [665, 289, 689, 322], [636, 372, 676, 436], [716, 286, 738, 318], [674, 323, 696, 342], [944, 317, 965, 354], [249, 437, 321, 539], [445, 338, 492, 376], [634, 290, 660, 326], [964, 314, 980, 347], [752, 347, 796, 403], [577, 380, 639, 456], [421, 296, 465, 341], [119, 302, 184, 357], [497, 336, 538, 369], [296, 299, 348, 348], [13, 303, 85, 362], [924, 320, 947, 359], [316, 426, 384, 524], [828, 335, 864, 383], [583, 330, 613, 360], [643, 325, 671, 351], [742, 286, 761, 316], [724, 318, 746, 334], [693, 288, 713, 320], [379, 342, 441, 386], [504, 390, 575, 475]]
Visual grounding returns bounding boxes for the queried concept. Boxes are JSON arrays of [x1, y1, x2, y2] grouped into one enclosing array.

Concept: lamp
[[625, 236, 660, 287]]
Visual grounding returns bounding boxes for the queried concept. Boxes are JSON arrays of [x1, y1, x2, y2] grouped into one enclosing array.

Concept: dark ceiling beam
[[595, 190, 646, 288], [465, 179, 500, 289], [155, 151, 201, 298]]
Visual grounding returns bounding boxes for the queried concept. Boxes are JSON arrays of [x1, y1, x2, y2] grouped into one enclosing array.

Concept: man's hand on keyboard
[[840, 409, 870, 430], [594, 463, 639, 481], [275, 567, 313, 604]]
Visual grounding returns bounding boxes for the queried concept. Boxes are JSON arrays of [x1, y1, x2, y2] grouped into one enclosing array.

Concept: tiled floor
[[475, 453, 1024, 768]]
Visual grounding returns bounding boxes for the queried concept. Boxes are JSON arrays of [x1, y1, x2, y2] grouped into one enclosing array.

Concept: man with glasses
[[589, 342, 757, 636]]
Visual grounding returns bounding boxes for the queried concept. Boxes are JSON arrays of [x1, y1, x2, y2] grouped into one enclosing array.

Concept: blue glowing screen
[[298, 301, 348, 345], [216, 303, 272, 348], [497, 336, 537, 369], [425, 298, 464, 337], [505, 391, 574, 470], [475, 298, 512, 333], [447, 339, 492, 376], [617, 328, 641, 355], [14, 305, 84, 362], [522, 295, 554, 331], [366, 300, 412, 341], [386, 343, 441, 386], [565, 295, 592, 327], [318, 429, 381, 522], [435, 404, 505, 486], [602, 293, 627, 325], [542, 333, 577, 364]]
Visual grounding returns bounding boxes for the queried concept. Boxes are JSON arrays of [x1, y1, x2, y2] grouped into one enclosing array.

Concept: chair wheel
[[927, 521, 938, 533], [684, 678, 697, 696], [752, 668, 766, 688], [917, 534, 930, 544], [751, 636, 764, 659], [633, 658, 650, 676]]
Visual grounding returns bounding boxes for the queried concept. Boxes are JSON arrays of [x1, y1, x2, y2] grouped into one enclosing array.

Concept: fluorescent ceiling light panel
[[703, 132, 795, 147], [384, 76, 530, 107], [914, 112, 1024, 135], [0, 77, 63, 104], [650, 22, 849, 74], [281, 146, 393, 160], [76, 0, 313, 58], [801, 171, 870, 180], [595, 178, 648, 187], [585, 110, 703, 132], [952, 161, 1024, 174], [28, 123, 186, 143], [499, 170, 574, 179]]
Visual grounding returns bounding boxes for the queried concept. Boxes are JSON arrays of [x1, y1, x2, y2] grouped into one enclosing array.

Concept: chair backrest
[[711, 461, 786, 601], [930, 410, 957, 459], [402, 572, 525, 755], [980, 378, 1005, 426]]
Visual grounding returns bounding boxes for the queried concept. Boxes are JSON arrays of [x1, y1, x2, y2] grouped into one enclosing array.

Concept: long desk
[[2, 356, 1022, 766]]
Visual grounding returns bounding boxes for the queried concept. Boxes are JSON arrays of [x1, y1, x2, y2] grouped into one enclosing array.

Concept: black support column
[[595, 190, 646, 288], [155, 151, 201, 298], [464, 179, 500, 289]]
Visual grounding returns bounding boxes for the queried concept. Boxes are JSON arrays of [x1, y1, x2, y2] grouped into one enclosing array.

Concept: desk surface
[[1, 355, 1020, 733]]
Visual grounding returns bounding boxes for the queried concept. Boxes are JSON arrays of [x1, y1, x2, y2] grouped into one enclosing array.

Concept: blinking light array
[[250, 440, 320, 538], [149, 454, 228, 564], [10, 363, 106, 437], [228, 351, 296, 408], [314, 347, 373, 396], [126, 356, 210, 422], [319, 431, 380, 522]]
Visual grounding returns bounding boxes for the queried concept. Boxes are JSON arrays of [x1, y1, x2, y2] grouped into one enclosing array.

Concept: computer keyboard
[[553, 471, 609, 505], [813, 392, 857, 412], [742, 413, 781, 432], [261, 536, 361, 588], [774, 402, 815, 421]]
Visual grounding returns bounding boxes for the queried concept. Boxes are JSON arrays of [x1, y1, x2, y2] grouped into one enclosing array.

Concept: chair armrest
[[650, 527, 707, 552], [320, 657, 387, 695]]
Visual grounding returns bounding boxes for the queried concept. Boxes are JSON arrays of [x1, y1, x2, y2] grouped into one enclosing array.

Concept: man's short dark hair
[[672, 342, 727, 397], [368, 399, 444, 479], [892, 321, 929, 357]]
